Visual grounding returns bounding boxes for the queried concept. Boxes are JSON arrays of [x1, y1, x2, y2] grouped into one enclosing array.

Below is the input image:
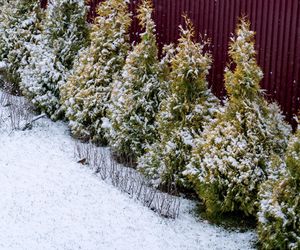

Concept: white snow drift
[[0, 91, 256, 250]]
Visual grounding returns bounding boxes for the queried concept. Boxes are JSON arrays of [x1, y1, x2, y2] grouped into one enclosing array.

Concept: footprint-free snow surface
[[0, 91, 256, 250]]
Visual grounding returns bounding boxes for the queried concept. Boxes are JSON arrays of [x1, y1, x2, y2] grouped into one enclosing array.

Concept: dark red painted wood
[[40, 0, 47, 9], [41, 0, 300, 124]]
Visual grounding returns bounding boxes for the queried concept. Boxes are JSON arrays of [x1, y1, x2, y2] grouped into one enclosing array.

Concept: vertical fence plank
[[289, 1, 299, 118]]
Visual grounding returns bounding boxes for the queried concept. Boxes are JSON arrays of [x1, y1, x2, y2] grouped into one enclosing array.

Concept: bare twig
[[74, 141, 181, 219], [22, 113, 46, 130]]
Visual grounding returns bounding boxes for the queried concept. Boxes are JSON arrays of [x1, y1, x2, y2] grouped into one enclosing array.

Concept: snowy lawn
[[0, 91, 257, 250]]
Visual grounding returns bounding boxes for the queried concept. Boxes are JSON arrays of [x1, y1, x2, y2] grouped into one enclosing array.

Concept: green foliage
[[185, 18, 291, 218], [44, 0, 89, 71], [258, 131, 300, 250], [20, 0, 89, 119], [137, 17, 220, 189], [61, 0, 131, 143], [0, 2, 296, 239], [107, 0, 163, 160], [286, 131, 300, 182], [0, 0, 44, 93]]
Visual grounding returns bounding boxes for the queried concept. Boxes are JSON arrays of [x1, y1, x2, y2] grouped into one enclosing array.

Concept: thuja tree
[[0, 0, 44, 93], [107, 0, 163, 162], [43, 0, 89, 71], [137, 17, 220, 190], [258, 129, 300, 250], [20, 0, 89, 119], [0, 0, 41, 62], [185, 18, 291, 217], [0, 0, 14, 61], [60, 0, 131, 143]]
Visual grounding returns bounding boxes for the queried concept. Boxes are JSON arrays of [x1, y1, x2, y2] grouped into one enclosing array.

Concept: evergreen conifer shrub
[[137, 17, 220, 189], [61, 0, 131, 143], [107, 0, 162, 160], [185, 18, 291, 217], [258, 130, 300, 250], [0, 0, 44, 93], [20, 0, 89, 119]]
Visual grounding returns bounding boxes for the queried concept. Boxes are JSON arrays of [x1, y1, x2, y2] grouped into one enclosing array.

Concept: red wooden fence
[[43, 0, 300, 124]]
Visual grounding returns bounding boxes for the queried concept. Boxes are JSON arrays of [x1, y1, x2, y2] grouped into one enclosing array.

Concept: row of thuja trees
[[0, 0, 299, 248]]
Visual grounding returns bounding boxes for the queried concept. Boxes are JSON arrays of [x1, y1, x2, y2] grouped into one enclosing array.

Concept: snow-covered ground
[[0, 91, 257, 250]]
